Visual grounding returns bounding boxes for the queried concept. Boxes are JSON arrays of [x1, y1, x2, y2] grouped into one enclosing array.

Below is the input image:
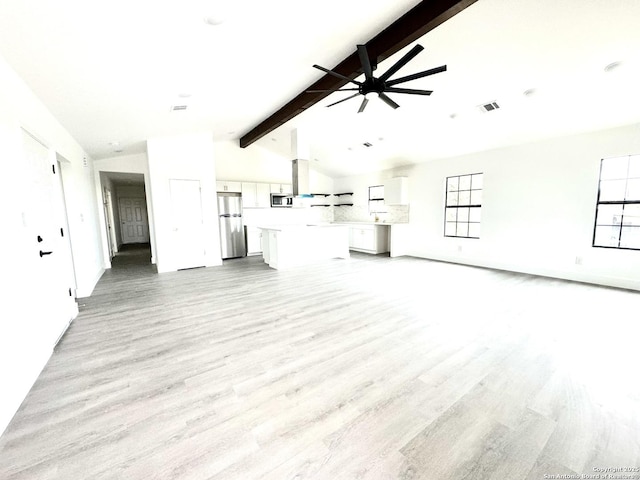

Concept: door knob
[[37, 235, 43, 242], [39, 250, 53, 257]]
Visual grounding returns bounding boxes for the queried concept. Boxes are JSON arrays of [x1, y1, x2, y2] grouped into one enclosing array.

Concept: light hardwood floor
[[1, 248, 639, 479]]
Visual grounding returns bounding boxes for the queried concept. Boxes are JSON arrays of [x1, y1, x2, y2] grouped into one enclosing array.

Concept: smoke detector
[[170, 105, 188, 112], [478, 101, 500, 113]]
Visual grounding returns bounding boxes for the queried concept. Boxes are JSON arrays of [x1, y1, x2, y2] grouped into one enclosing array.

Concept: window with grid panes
[[445, 173, 483, 239], [368, 185, 386, 213], [593, 155, 640, 250]]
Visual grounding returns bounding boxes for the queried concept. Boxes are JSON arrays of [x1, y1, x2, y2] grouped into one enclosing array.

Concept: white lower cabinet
[[245, 226, 263, 255], [348, 224, 390, 254]]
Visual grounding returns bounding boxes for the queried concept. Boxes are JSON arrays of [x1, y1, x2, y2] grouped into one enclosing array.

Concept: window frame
[[444, 172, 483, 239], [592, 155, 640, 251], [368, 184, 386, 214]]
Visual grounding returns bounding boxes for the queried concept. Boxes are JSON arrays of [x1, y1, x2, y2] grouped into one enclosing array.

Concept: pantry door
[[169, 179, 205, 270]]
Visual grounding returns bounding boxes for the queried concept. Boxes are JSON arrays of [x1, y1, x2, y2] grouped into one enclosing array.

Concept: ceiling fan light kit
[[311, 43, 446, 113]]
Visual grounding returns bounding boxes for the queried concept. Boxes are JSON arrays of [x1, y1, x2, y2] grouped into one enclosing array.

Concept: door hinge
[[52, 164, 56, 174], [60, 227, 64, 237], [69, 288, 72, 297]]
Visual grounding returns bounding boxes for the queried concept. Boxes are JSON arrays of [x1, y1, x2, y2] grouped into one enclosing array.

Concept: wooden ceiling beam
[[239, 0, 478, 148]]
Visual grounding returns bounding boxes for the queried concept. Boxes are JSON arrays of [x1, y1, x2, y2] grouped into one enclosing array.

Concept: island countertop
[[257, 223, 345, 232]]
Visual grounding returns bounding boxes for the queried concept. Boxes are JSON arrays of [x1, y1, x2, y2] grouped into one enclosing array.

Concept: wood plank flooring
[[1, 249, 639, 479]]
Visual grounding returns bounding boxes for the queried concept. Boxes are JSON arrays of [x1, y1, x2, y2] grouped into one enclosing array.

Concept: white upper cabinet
[[216, 180, 242, 193], [384, 177, 409, 205], [256, 183, 271, 206], [241, 182, 257, 206], [242, 182, 271, 208], [270, 183, 293, 194]]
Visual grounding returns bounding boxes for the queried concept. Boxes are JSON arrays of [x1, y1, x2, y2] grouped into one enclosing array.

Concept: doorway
[[99, 172, 151, 266]]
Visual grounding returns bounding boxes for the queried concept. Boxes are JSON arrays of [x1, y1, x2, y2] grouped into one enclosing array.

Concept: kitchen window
[[445, 173, 483, 239], [369, 185, 386, 213], [593, 155, 640, 250]]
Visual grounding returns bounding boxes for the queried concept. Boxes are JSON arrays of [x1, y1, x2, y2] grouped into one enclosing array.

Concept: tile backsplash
[[333, 204, 409, 223]]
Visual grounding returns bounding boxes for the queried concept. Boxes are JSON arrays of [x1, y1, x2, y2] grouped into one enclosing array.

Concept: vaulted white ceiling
[[1, 0, 639, 178]]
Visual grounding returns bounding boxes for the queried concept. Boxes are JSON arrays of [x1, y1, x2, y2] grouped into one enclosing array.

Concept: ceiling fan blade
[[326, 93, 361, 108], [306, 88, 360, 93], [357, 97, 369, 113], [357, 44, 374, 81], [378, 92, 400, 109], [386, 65, 447, 86], [313, 65, 362, 86], [378, 44, 424, 83], [385, 87, 433, 96]]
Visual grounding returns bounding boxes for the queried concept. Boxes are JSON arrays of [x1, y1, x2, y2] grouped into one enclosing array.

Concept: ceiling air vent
[[170, 105, 188, 112], [478, 101, 500, 113], [363, 142, 373, 147]]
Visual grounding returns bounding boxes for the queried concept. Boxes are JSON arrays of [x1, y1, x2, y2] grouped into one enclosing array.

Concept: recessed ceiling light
[[114, 149, 123, 153], [604, 61, 622, 73], [449, 113, 457, 119], [204, 15, 225, 26], [178, 93, 192, 99], [523, 88, 536, 97], [271, 137, 277, 142]]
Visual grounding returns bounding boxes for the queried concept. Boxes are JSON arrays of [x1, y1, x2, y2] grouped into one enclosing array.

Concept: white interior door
[[170, 179, 205, 269], [20, 130, 74, 343], [103, 188, 115, 258], [119, 197, 149, 244]]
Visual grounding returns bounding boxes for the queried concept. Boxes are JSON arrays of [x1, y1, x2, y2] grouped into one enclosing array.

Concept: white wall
[[94, 153, 156, 266], [337, 123, 640, 291], [147, 133, 222, 273], [0, 53, 104, 435]]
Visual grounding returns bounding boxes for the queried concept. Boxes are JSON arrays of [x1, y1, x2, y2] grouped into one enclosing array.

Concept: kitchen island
[[258, 224, 349, 270]]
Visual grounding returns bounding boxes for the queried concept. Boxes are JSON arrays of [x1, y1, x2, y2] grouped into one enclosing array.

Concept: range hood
[[291, 129, 311, 198], [292, 159, 310, 197]]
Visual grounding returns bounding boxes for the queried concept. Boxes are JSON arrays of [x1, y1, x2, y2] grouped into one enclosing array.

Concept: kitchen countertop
[[331, 221, 407, 225], [257, 223, 344, 232]]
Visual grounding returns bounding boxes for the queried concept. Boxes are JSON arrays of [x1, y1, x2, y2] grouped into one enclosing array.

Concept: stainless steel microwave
[[270, 193, 293, 207]]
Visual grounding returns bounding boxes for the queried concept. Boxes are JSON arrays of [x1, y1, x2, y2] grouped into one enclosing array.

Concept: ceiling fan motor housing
[[312, 43, 445, 112]]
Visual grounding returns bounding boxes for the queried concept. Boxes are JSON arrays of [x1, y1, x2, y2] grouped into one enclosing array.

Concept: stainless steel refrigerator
[[218, 192, 246, 259]]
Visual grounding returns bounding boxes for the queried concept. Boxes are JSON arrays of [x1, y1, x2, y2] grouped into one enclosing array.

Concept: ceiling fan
[[310, 44, 446, 113]]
